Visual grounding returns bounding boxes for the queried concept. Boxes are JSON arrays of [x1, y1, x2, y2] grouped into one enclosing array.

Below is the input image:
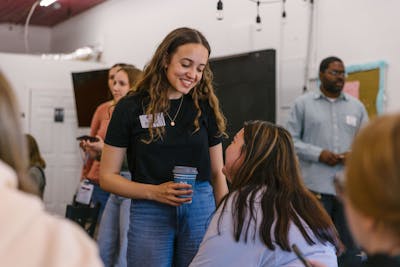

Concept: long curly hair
[[133, 27, 226, 143], [218, 120, 342, 252]]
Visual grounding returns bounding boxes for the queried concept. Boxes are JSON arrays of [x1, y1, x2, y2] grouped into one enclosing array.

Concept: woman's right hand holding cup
[[150, 181, 192, 206]]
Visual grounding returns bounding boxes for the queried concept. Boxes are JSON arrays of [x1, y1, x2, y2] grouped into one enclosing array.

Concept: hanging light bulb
[[282, 0, 287, 18], [255, 1, 262, 31], [256, 14, 262, 31], [216, 0, 224, 20]]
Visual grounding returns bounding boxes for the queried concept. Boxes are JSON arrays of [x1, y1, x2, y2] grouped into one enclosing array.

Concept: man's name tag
[[346, 115, 357, 127], [139, 113, 166, 128]]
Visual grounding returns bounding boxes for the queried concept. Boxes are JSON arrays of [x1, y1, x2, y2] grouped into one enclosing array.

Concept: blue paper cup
[[173, 166, 198, 204]]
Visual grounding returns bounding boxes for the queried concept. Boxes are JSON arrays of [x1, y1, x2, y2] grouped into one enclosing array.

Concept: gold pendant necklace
[[165, 96, 183, 127]]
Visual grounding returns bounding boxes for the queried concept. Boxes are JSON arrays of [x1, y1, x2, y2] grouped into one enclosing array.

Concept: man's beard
[[325, 83, 343, 94]]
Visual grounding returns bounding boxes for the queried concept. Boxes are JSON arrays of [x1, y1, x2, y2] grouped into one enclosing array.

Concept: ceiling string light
[[216, 0, 223, 20], [215, 0, 286, 31], [255, 1, 262, 31], [282, 0, 286, 18]]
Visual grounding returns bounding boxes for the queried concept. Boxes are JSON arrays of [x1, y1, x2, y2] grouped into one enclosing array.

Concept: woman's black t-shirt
[[105, 93, 222, 185]]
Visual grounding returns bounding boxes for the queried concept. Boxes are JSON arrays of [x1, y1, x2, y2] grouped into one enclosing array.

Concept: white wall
[[0, 53, 106, 131], [314, 0, 399, 113], [0, 23, 51, 54], [51, 0, 287, 123], [49, 0, 400, 122], [52, 0, 283, 67]]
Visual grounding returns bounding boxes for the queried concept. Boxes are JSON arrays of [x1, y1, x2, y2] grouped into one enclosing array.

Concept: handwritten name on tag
[[139, 113, 166, 128], [346, 115, 357, 127]]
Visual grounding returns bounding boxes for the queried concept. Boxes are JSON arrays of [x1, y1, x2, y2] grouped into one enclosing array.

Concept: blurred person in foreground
[[310, 114, 400, 267], [0, 72, 103, 267]]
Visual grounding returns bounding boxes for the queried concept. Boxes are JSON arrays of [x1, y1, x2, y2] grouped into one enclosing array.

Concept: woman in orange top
[[80, 63, 128, 217]]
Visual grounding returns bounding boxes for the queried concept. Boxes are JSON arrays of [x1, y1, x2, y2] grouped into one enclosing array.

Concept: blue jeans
[[97, 172, 131, 267], [127, 181, 215, 267], [91, 183, 110, 219]]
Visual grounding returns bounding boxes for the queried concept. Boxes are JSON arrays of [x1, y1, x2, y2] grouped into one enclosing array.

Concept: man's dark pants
[[311, 191, 362, 267]]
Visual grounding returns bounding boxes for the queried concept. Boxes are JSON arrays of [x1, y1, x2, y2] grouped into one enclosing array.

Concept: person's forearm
[[293, 139, 323, 162], [208, 144, 228, 206], [211, 175, 228, 206], [99, 172, 153, 200], [99, 144, 154, 199]]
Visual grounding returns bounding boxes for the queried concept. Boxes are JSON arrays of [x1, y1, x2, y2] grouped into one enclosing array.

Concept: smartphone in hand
[[292, 244, 312, 267], [76, 135, 99, 142]]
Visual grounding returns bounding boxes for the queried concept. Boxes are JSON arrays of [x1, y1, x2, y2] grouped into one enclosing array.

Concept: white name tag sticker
[[75, 180, 94, 205], [346, 115, 357, 127], [139, 113, 166, 128]]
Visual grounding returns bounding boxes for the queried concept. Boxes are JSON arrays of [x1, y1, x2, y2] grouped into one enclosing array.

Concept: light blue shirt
[[190, 191, 338, 267], [285, 89, 368, 194]]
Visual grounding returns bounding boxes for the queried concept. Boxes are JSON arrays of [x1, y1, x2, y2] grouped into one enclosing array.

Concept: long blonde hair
[[134, 27, 226, 143], [0, 72, 37, 194], [25, 134, 46, 169], [108, 65, 143, 118], [118, 64, 142, 92]]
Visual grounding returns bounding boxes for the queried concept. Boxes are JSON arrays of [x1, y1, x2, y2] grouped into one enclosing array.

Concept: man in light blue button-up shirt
[[286, 56, 368, 266]]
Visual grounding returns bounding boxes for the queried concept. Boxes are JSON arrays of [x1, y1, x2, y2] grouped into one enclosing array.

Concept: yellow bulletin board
[[345, 61, 387, 118]]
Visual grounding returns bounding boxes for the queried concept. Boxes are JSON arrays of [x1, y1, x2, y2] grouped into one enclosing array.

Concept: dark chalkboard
[[210, 49, 276, 146]]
